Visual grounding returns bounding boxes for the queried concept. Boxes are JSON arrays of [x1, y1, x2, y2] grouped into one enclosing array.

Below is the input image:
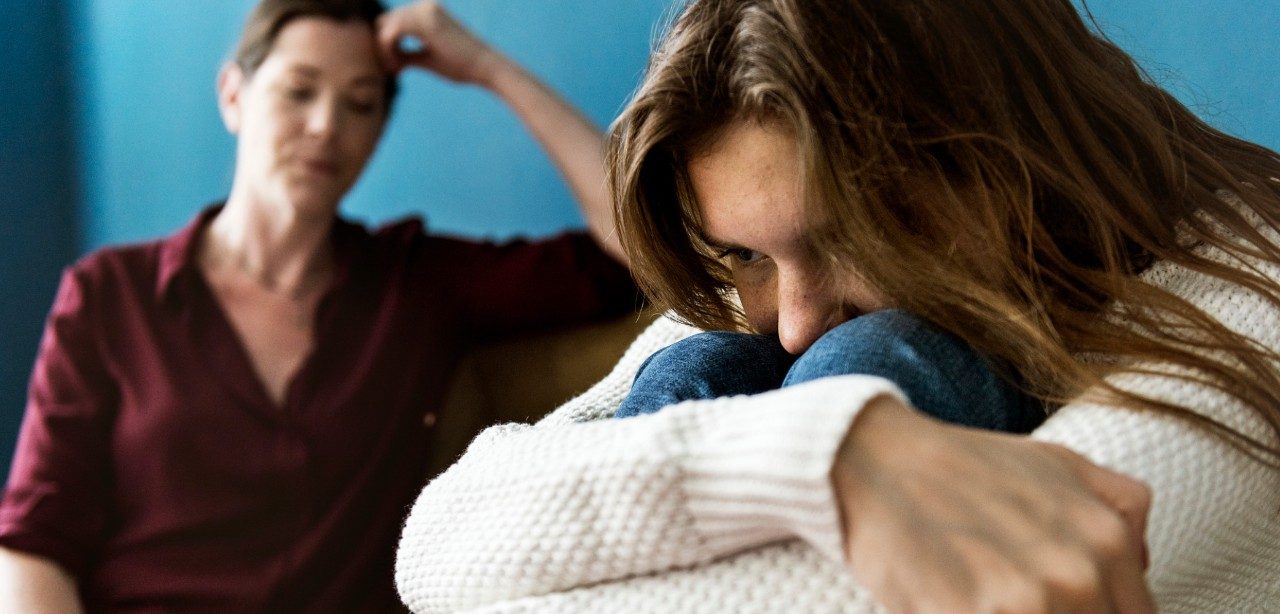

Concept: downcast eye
[[284, 87, 315, 102], [717, 247, 763, 264]]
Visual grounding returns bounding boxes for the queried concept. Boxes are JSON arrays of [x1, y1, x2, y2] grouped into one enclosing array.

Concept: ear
[[217, 62, 246, 134]]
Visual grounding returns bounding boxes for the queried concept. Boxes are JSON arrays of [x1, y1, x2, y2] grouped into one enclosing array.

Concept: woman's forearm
[[483, 58, 625, 264], [0, 547, 83, 614]]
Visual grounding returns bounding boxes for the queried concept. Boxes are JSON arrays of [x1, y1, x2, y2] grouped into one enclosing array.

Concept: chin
[[286, 190, 343, 218]]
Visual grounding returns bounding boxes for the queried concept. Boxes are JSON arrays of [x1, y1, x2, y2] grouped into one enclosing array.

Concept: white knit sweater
[[396, 233, 1280, 612]]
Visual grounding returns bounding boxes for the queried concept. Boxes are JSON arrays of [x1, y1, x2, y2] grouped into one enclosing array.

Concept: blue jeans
[[615, 310, 1043, 432]]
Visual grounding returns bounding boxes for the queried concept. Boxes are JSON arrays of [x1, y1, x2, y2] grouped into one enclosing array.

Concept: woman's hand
[[376, 1, 507, 86], [833, 396, 1155, 613]]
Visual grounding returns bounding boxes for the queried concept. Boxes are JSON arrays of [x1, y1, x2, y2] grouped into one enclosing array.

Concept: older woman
[[395, 0, 1280, 612], [0, 0, 634, 610]]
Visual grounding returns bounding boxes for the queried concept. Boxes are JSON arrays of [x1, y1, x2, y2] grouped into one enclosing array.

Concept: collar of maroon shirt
[[154, 204, 364, 307]]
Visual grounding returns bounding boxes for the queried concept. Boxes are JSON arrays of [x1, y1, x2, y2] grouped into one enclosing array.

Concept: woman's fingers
[[374, 0, 496, 84], [376, 2, 442, 73], [374, 13, 408, 73], [1058, 450, 1156, 613], [1065, 446, 1153, 568], [1108, 544, 1158, 614]]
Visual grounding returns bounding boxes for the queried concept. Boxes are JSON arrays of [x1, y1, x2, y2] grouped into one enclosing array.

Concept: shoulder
[[1138, 227, 1280, 348], [358, 215, 492, 261], [62, 240, 166, 300], [367, 215, 427, 244]]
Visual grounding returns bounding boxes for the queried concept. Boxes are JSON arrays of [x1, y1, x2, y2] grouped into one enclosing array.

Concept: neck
[[201, 187, 336, 295]]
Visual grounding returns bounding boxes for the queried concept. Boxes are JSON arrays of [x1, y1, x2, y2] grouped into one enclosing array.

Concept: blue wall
[[1081, 0, 1279, 152], [1, 0, 1278, 477], [0, 1, 81, 478], [70, 0, 673, 249], [66, 0, 1280, 252]]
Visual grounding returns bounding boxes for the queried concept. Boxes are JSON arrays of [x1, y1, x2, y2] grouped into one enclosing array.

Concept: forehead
[[687, 121, 807, 251], [259, 16, 384, 82]]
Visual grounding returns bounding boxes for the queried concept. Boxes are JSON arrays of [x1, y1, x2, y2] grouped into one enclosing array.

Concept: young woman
[[0, 0, 634, 610], [395, 0, 1280, 612]]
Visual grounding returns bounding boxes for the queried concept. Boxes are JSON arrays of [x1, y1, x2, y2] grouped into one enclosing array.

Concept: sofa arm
[[427, 312, 656, 478]]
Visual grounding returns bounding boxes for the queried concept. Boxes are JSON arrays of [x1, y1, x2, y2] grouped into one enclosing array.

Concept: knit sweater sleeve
[[394, 315, 908, 613], [1029, 255, 1280, 611]]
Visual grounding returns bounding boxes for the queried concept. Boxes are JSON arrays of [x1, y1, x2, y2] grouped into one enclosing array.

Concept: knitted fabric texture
[[396, 232, 1280, 613]]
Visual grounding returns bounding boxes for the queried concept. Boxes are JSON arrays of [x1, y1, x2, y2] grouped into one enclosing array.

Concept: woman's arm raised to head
[[376, 1, 625, 264], [0, 548, 84, 614], [482, 58, 622, 263]]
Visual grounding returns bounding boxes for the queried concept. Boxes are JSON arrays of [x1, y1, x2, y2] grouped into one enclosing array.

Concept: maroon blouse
[[0, 207, 637, 612]]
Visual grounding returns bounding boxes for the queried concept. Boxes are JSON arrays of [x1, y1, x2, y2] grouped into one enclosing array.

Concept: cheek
[[732, 271, 778, 334], [352, 121, 382, 148], [238, 122, 280, 174], [246, 108, 299, 165], [346, 112, 384, 144], [341, 121, 383, 165], [836, 269, 888, 312]]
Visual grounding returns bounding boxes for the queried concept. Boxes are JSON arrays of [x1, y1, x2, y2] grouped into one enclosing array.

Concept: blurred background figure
[[0, 0, 652, 609]]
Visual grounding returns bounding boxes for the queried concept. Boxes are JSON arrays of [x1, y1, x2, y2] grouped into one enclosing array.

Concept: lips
[[301, 158, 339, 177]]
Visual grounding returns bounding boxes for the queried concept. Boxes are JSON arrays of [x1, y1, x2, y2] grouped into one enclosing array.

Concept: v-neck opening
[[190, 265, 342, 416]]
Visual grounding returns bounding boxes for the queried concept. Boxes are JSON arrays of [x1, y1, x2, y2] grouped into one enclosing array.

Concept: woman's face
[[688, 121, 887, 355], [219, 17, 387, 216]]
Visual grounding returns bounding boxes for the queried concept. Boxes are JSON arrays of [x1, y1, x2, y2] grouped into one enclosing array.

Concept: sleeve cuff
[[0, 523, 87, 579], [669, 375, 908, 563]]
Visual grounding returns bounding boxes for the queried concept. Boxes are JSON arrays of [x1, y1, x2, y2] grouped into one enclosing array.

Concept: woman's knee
[[785, 309, 955, 384], [784, 310, 1039, 430], [616, 331, 794, 418], [816, 309, 929, 348], [639, 331, 788, 377]]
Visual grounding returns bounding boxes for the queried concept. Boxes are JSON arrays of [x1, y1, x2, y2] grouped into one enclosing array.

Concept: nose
[[305, 98, 339, 140], [775, 269, 843, 355]]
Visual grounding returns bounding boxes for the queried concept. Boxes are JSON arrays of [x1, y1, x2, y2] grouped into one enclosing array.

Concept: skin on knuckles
[[376, 1, 498, 85]]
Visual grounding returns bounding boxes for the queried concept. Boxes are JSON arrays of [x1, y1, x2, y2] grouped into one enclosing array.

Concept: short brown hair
[[232, 0, 399, 112]]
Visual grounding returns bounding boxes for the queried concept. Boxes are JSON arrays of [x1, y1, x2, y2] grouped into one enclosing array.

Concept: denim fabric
[[614, 331, 795, 419], [614, 309, 1043, 432]]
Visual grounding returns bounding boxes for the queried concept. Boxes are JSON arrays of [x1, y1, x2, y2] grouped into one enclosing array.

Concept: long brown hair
[[609, 0, 1280, 464]]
